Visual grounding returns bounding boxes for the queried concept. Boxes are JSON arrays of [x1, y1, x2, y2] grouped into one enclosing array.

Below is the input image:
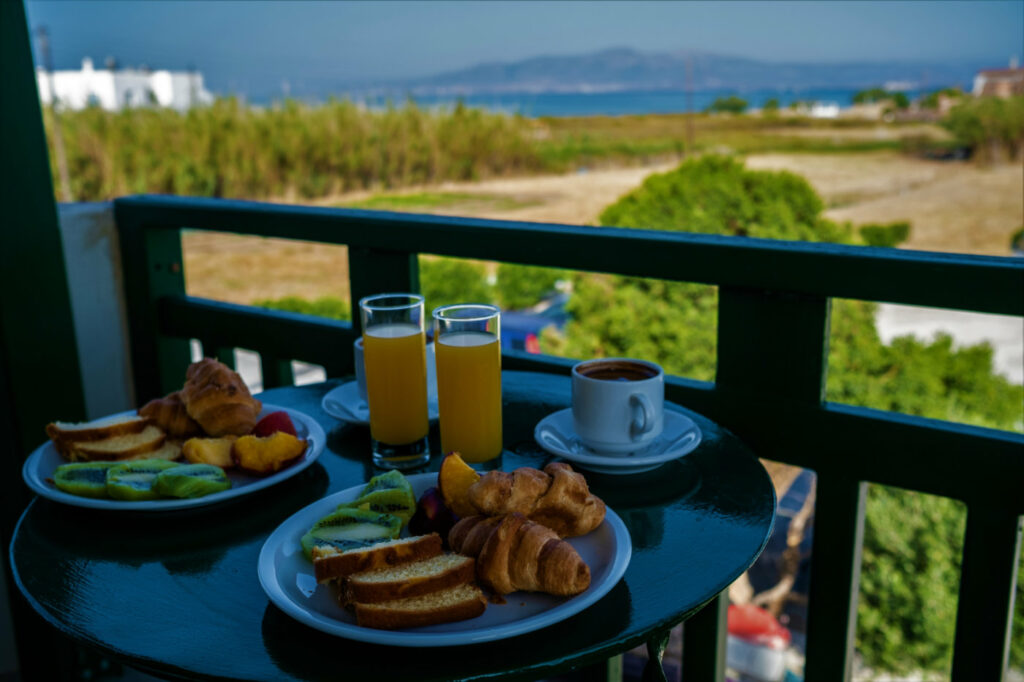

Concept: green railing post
[[347, 247, 420, 335], [697, 286, 833, 681], [116, 221, 191, 400], [951, 508, 1023, 681], [261, 356, 296, 389], [803, 476, 867, 682]]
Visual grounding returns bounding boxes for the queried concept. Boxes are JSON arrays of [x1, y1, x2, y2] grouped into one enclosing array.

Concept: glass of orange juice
[[359, 293, 430, 469], [432, 304, 502, 462]]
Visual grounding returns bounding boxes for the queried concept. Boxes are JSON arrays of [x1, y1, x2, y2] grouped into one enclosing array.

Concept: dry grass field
[[183, 151, 1023, 304]]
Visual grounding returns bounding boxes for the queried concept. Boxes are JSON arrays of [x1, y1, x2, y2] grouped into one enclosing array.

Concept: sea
[[338, 88, 926, 118]]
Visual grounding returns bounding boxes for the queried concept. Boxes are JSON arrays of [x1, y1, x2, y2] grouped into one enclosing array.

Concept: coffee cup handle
[[630, 393, 656, 438]]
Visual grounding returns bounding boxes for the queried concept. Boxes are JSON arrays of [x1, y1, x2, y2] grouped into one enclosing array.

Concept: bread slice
[[47, 415, 152, 457], [313, 534, 441, 584], [66, 425, 166, 461], [343, 553, 476, 605], [120, 442, 182, 462], [353, 583, 486, 630]]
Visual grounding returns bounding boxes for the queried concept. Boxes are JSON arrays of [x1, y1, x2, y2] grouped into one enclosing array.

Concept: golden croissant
[[179, 358, 262, 437], [449, 513, 590, 596], [466, 462, 606, 538], [138, 391, 203, 439]]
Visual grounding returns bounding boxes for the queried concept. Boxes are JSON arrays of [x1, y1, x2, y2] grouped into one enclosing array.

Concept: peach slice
[[437, 452, 481, 519]]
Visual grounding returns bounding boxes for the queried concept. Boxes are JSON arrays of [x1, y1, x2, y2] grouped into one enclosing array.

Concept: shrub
[[706, 95, 748, 114], [859, 221, 911, 247], [494, 264, 565, 310], [254, 295, 351, 320], [943, 95, 1024, 162], [418, 257, 494, 318]]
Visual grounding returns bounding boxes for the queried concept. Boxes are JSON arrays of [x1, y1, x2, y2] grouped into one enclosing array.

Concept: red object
[[253, 411, 297, 437], [525, 333, 540, 354], [727, 603, 791, 649]]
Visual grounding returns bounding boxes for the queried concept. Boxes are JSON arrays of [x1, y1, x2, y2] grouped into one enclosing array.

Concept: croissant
[[449, 513, 590, 596], [467, 462, 606, 538], [138, 391, 203, 439], [179, 358, 262, 437]]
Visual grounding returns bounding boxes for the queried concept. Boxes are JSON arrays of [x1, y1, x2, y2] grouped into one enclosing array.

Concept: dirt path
[[184, 153, 1023, 305]]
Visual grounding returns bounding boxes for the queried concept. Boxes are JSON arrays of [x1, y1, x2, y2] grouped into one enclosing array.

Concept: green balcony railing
[[114, 194, 1023, 682]]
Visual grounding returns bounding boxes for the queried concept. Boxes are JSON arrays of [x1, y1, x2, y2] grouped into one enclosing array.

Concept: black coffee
[[578, 361, 658, 382]]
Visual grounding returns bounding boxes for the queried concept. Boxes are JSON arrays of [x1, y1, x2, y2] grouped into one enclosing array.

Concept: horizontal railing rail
[[114, 193, 1024, 682]]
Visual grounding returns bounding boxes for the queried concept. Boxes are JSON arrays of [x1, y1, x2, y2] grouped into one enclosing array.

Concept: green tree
[[494, 264, 566, 310], [706, 95, 749, 114], [418, 256, 494, 318], [542, 155, 1024, 675], [763, 98, 780, 114], [943, 95, 1024, 162], [852, 87, 890, 104]]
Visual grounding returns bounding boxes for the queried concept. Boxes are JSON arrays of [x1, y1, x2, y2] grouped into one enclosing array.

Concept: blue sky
[[26, 1, 1023, 93]]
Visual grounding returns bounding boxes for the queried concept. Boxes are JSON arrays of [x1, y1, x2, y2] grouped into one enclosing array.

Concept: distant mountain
[[380, 47, 986, 94]]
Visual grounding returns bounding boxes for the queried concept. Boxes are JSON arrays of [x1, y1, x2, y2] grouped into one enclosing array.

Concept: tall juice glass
[[432, 304, 502, 462], [359, 293, 430, 469]]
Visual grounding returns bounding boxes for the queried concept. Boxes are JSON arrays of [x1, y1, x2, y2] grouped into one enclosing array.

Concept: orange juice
[[435, 331, 502, 461], [363, 323, 429, 445]]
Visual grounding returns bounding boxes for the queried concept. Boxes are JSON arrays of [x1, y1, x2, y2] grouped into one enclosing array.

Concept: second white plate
[[257, 472, 632, 646], [321, 381, 440, 425]]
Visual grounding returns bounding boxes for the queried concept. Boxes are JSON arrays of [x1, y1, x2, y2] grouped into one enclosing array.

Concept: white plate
[[22, 404, 326, 511], [534, 408, 702, 474], [321, 380, 440, 425], [257, 472, 632, 646]]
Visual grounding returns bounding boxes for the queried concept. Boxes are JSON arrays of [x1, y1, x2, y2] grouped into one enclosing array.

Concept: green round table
[[10, 371, 775, 681]]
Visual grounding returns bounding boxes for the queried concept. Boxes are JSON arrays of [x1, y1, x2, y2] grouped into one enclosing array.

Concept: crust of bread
[[68, 425, 167, 460], [343, 554, 476, 605], [47, 416, 153, 457], [352, 583, 486, 630], [313, 534, 442, 584]]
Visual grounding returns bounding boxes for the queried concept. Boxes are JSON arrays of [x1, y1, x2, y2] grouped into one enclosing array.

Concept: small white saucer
[[534, 408, 702, 474], [322, 380, 440, 425]]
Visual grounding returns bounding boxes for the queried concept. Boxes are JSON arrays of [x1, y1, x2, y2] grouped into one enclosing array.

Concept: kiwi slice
[[340, 471, 416, 526], [154, 464, 231, 499], [106, 459, 181, 501], [53, 461, 119, 498], [339, 488, 416, 526], [300, 508, 402, 560]]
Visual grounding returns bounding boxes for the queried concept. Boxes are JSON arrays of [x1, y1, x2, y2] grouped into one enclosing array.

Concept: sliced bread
[[120, 442, 182, 462], [343, 553, 476, 605], [353, 582, 486, 630], [47, 415, 152, 457], [66, 425, 167, 461], [313, 533, 441, 584]]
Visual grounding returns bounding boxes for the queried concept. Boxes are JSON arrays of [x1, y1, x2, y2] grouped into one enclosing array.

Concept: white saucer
[[321, 380, 439, 425], [534, 408, 702, 474]]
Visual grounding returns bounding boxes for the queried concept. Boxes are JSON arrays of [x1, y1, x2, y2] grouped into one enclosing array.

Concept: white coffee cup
[[571, 358, 664, 454], [354, 336, 437, 406]]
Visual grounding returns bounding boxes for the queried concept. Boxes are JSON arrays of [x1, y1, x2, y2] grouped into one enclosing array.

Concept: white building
[[37, 57, 214, 111]]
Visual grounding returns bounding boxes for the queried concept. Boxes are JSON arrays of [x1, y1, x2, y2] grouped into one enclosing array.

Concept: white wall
[[56, 203, 136, 418]]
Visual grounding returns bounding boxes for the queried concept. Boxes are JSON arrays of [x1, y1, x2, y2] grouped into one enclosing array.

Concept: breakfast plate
[[534, 408, 702, 474], [257, 472, 632, 646], [321, 381, 440, 425], [22, 404, 326, 511]]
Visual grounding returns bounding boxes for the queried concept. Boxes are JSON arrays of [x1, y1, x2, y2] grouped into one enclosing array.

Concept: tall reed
[[43, 98, 548, 201]]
